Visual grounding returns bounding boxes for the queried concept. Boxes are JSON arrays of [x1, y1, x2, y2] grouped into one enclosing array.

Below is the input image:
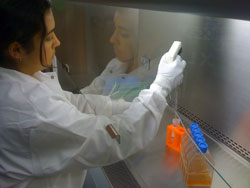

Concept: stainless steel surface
[[172, 101, 250, 162], [137, 9, 250, 155], [179, 17, 250, 152], [103, 161, 141, 188], [70, 0, 250, 21], [125, 107, 250, 188], [83, 168, 111, 188]]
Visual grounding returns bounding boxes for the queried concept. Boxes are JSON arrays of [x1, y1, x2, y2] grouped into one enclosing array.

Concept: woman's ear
[[8, 42, 24, 62]]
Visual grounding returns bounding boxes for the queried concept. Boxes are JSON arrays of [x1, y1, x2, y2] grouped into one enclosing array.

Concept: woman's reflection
[[109, 8, 138, 73], [81, 8, 160, 101], [81, 8, 149, 101]]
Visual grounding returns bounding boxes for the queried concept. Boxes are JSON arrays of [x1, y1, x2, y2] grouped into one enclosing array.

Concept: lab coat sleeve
[[79, 76, 106, 95], [63, 90, 131, 116], [29, 86, 167, 175]]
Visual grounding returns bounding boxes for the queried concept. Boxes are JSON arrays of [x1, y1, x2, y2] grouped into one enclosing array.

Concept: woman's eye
[[46, 35, 53, 41], [119, 32, 129, 38]]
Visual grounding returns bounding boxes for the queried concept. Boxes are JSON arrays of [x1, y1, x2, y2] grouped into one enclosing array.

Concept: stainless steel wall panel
[[137, 9, 250, 152], [69, 0, 250, 21]]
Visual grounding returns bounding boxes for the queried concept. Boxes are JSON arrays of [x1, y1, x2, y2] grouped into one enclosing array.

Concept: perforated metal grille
[[103, 161, 141, 188], [168, 99, 250, 162]]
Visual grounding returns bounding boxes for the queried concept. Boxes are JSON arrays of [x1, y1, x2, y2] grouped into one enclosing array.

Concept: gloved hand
[[150, 53, 186, 97]]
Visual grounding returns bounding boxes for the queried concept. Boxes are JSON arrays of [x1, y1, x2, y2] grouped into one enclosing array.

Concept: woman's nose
[[54, 34, 61, 47], [110, 31, 119, 44]]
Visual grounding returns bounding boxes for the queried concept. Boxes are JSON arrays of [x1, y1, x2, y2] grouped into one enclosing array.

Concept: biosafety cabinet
[[52, 0, 250, 187]]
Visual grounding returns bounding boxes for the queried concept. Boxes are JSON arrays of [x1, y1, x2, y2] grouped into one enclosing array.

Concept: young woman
[[0, 0, 186, 187]]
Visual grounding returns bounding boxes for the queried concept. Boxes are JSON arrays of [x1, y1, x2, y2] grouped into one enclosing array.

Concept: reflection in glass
[[81, 8, 159, 101]]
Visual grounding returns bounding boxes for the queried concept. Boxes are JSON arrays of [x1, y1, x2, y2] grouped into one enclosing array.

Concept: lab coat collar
[[0, 66, 57, 83], [0, 67, 64, 97], [0, 67, 40, 83], [33, 71, 66, 97]]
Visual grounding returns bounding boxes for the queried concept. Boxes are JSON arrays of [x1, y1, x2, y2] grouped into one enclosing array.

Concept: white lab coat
[[80, 57, 160, 97], [0, 67, 167, 188]]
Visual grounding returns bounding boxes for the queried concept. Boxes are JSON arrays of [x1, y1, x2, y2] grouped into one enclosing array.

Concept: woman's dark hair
[[0, 0, 51, 67]]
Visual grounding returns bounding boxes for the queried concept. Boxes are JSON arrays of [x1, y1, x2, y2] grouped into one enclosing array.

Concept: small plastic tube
[[198, 142, 208, 153], [191, 128, 202, 137], [190, 123, 199, 132], [166, 41, 182, 64], [193, 132, 203, 140], [195, 136, 206, 144]]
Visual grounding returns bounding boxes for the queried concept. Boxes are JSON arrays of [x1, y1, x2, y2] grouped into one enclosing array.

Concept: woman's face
[[109, 10, 137, 64], [21, 9, 60, 74], [42, 9, 61, 67]]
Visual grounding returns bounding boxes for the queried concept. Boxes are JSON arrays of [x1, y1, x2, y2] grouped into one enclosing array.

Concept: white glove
[[150, 53, 186, 97]]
